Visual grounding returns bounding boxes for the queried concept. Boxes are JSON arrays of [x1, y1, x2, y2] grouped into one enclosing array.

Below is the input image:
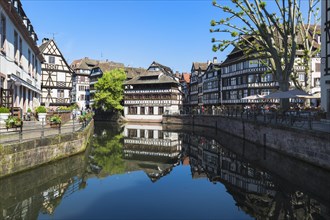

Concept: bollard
[[59, 123, 61, 134], [73, 117, 75, 132], [41, 118, 45, 138], [19, 122, 23, 142]]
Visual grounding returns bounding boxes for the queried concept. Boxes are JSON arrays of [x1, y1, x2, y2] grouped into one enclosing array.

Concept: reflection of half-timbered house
[[39, 38, 73, 107], [123, 123, 181, 182], [124, 62, 182, 122]]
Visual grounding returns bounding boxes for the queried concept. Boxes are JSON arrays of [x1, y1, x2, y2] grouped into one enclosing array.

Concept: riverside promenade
[[0, 119, 84, 145]]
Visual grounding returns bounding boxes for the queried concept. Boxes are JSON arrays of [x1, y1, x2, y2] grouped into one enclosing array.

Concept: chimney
[[213, 57, 218, 64], [42, 38, 49, 44]]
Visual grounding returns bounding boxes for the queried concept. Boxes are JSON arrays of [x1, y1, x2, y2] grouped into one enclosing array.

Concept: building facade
[[70, 57, 98, 109], [220, 41, 321, 109], [123, 62, 181, 122], [321, 0, 330, 118], [189, 62, 208, 112], [220, 48, 277, 107], [39, 38, 73, 107], [0, 0, 44, 113], [179, 72, 190, 114], [202, 62, 221, 110]]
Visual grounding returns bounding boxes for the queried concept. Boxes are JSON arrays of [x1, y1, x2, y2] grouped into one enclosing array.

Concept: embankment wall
[[162, 115, 330, 170], [0, 120, 94, 178]]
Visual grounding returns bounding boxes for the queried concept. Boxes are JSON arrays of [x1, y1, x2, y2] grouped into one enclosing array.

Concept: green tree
[[211, 0, 320, 109], [93, 68, 126, 111]]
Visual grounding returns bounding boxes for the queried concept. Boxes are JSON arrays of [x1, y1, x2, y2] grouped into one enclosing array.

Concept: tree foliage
[[210, 0, 320, 93], [93, 68, 126, 111]]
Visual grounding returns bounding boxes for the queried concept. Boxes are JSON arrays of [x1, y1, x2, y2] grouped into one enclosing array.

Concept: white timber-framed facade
[[70, 57, 98, 109], [39, 38, 73, 108], [0, 0, 44, 114], [123, 62, 182, 122]]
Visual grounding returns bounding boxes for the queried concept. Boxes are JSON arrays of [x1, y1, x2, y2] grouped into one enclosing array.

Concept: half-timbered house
[[123, 61, 182, 122], [70, 57, 98, 109], [189, 62, 208, 113], [39, 38, 73, 107]]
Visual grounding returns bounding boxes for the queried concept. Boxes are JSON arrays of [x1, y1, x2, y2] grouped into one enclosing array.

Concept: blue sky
[[22, 0, 226, 73]]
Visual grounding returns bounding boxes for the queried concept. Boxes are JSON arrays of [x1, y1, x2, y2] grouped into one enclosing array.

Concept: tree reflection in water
[[89, 127, 125, 176]]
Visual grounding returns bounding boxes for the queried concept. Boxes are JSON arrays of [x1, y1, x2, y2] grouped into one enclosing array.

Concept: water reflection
[[123, 123, 181, 182], [1, 122, 329, 219], [180, 131, 330, 220], [0, 153, 87, 219]]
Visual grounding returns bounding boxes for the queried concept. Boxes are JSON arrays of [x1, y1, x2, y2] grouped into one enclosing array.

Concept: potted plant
[[5, 116, 22, 130], [36, 106, 47, 122], [0, 106, 10, 122], [26, 108, 32, 121], [50, 115, 61, 127]]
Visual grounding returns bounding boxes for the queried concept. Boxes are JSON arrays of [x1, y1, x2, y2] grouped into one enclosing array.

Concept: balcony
[[124, 89, 176, 94], [221, 67, 268, 78], [222, 81, 278, 91]]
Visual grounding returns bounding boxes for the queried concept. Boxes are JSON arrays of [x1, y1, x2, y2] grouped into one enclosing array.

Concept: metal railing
[[0, 118, 92, 144], [178, 109, 329, 133]]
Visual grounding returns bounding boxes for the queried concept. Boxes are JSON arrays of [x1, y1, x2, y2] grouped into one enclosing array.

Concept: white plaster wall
[[0, 5, 42, 112]]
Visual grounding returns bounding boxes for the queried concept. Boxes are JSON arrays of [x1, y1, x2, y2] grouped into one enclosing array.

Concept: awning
[[9, 74, 41, 94]]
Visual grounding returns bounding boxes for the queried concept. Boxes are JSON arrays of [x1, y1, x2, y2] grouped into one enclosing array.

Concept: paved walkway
[[0, 119, 84, 144]]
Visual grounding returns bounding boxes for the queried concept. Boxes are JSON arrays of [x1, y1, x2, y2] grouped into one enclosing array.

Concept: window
[[148, 130, 154, 138], [298, 72, 305, 82], [148, 106, 154, 115], [0, 14, 6, 50], [128, 129, 137, 138], [158, 130, 164, 139], [140, 129, 145, 138], [58, 89, 64, 98], [28, 49, 31, 74], [49, 56, 55, 64], [315, 63, 321, 72], [128, 106, 137, 114], [140, 106, 145, 115], [14, 31, 18, 61], [159, 106, 164, 115], [19, 37, 22, 63], [32, 54, 35, 77]]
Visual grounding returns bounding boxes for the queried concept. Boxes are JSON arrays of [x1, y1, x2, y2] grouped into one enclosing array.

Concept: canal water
[[1, 122, 330, 220]]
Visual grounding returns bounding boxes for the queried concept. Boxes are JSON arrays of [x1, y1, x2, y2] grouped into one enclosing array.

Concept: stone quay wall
[[0, 119, 94, 178], [162, 115, 330, 170]]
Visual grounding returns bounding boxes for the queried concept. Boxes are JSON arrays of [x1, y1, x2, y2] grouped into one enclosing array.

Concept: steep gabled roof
[[92, 61, 125, 73], [125, 62, 178, 85], [148, 61, 174, 76], [191, 62, 208, 72], [124, 73, 179, 85], [180, 73, 191, 84], [39, 39, 73, 73], [125, 67, 147, 80], [71, 57, 99, 70]]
